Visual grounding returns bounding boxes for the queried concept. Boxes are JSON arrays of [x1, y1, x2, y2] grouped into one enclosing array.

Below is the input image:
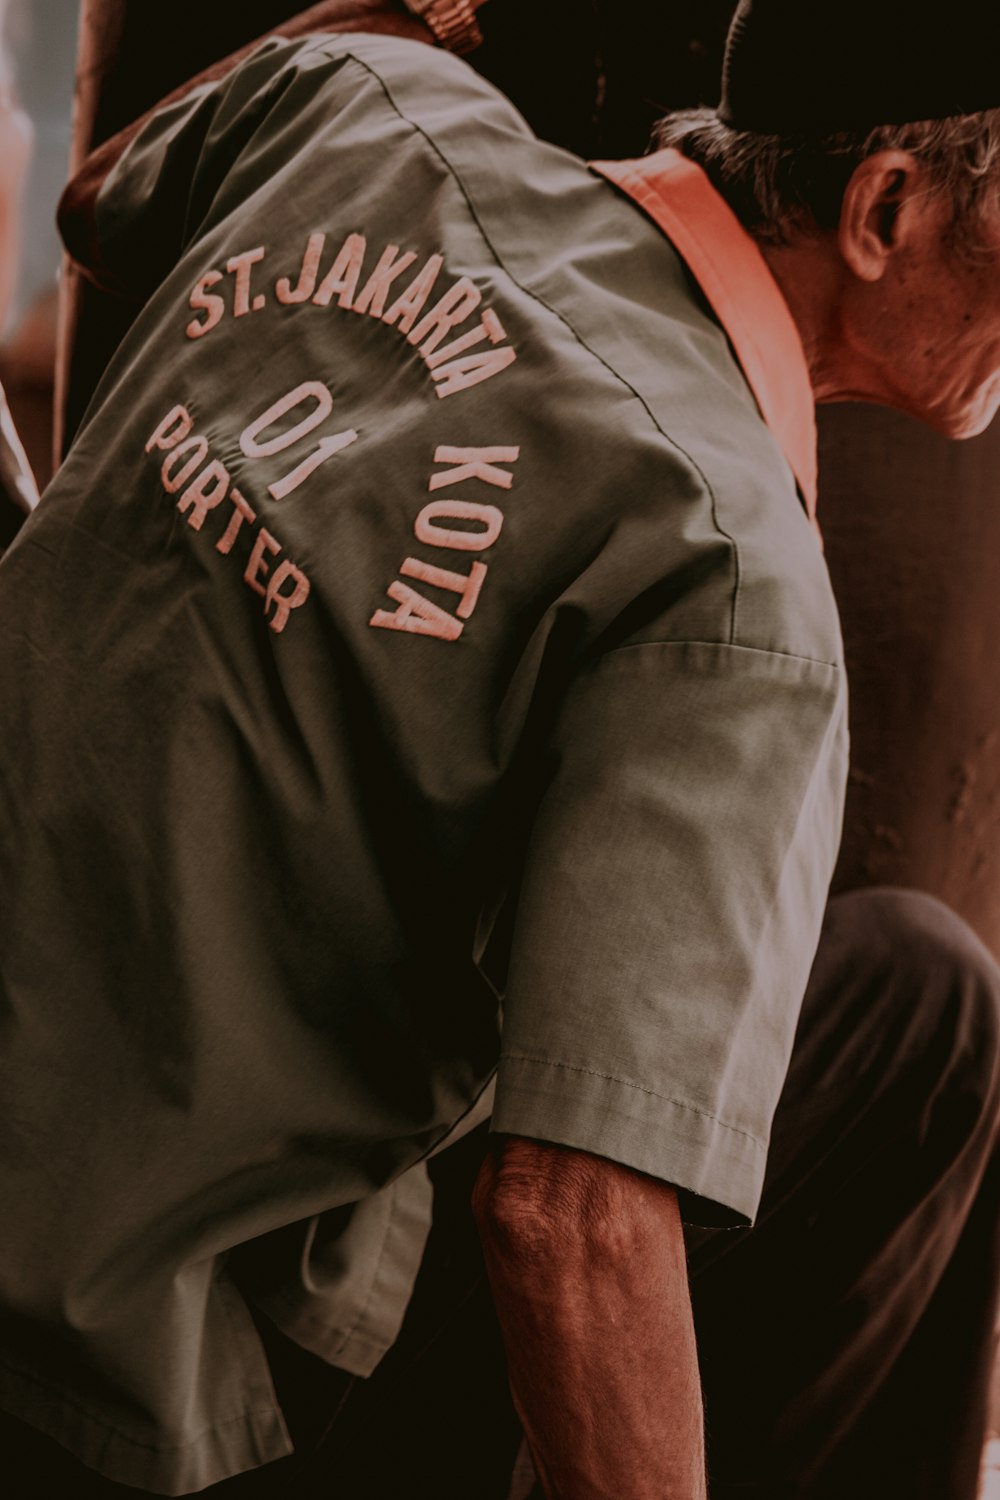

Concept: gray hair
[[651, 108, 1000, 256]]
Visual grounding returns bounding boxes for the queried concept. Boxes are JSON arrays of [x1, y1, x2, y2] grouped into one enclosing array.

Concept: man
[[0, 2, 997, 1497]]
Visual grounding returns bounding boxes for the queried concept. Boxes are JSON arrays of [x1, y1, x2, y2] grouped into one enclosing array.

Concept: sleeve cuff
[[491, 1052, 768, 1228]]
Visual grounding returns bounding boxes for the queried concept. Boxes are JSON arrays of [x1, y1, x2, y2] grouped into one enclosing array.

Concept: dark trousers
[[5, 887, 1000, 1498]]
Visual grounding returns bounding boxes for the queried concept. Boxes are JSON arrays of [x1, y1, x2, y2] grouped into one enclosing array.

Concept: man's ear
[[838, 149, 927, 283]]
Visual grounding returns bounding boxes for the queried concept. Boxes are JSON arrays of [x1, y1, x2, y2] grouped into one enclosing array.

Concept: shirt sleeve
[[491, 637, 848, 1226]]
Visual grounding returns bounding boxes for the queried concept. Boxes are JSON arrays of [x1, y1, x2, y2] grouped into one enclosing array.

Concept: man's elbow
[[472, 1134, 681, 1274]]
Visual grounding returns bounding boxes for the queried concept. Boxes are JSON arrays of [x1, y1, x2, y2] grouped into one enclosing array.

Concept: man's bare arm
[[472, 1136, 706, 1500]]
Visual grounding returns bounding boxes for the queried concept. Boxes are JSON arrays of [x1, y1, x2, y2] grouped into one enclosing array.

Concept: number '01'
[[240, 381, 358, 500]]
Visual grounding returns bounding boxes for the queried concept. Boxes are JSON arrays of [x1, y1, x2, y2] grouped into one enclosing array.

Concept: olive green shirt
[[0, 32, 846, 1493]]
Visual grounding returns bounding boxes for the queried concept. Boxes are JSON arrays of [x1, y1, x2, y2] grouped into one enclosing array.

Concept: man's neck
[[760, 236, 885, 407]]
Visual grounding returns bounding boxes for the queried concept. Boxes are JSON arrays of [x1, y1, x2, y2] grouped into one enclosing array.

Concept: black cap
[[719, 1, 1000, 134]]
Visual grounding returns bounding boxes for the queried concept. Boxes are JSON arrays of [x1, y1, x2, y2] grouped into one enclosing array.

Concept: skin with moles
[[762, 148, 1000, 438]]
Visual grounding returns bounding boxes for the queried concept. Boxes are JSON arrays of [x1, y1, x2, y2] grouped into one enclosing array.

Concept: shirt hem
[[0, 1357, 292, 1496]]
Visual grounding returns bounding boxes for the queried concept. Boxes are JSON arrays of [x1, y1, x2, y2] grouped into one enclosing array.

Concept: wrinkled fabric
[[0, 33, 845, 1492]]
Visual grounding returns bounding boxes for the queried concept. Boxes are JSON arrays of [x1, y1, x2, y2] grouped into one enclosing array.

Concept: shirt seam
[[598, 159, 817, 518], [500, 1051, 767, 1148], [602, 638, 842, 671], [310, 40, 742, 646]]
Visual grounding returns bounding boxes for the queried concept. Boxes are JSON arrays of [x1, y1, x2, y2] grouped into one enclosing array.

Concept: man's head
[[654, 0, 1000, 438]]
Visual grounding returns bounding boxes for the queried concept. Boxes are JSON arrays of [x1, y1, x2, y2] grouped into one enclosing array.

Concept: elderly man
[[0, 2, 998, 1497]]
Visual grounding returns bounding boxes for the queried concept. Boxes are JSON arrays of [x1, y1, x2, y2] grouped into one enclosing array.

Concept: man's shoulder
[[84, 27, 841, 672]]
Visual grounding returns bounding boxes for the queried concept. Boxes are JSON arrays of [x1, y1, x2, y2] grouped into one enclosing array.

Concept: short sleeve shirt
[[0, 32, 847, 1492]]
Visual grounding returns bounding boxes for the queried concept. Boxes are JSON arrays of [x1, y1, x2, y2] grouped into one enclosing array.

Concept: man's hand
[[473, 1136, 706, 1499]]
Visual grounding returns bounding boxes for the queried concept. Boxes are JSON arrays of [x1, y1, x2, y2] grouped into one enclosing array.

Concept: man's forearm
[[473, 1136, 706, 1500]]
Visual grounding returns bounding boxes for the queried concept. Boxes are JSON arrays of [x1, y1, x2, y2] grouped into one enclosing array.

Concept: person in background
[[0, 3, 998, 1498], [0, 0, 37, 547]]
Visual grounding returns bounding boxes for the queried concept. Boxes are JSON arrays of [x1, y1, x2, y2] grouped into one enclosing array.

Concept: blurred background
[[0, 0, 76, 491]]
